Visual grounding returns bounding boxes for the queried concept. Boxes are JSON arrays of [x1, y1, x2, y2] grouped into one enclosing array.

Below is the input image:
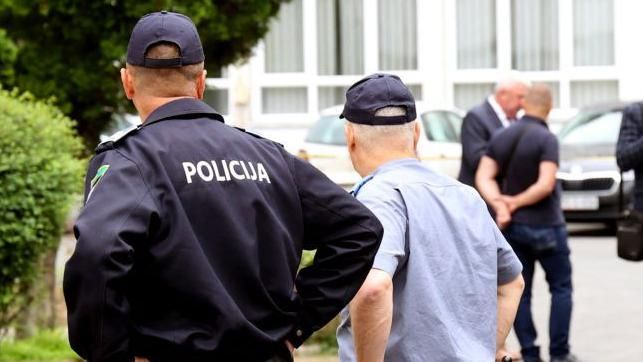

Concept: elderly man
[[459, 77, 530, 188], [63, 11, 383, 361], [336, 73, 525, 362], [476, 84, 578, 362]]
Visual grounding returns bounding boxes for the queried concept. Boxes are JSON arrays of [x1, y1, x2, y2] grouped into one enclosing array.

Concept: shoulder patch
[[87, 164, 110, 202], [95, 125, 139, 154]]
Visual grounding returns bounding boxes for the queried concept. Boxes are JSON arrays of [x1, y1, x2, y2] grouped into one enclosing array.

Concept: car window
[[421, 111, 459, 143], [558, 111, 622, 145], [446, 111, 463, 141], [305, 115, 346, 145]]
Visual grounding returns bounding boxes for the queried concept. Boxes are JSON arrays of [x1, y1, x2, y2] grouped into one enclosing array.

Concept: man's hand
[[285, 340, 295, 354], [135, 357, 150, 362], [500, 195, 519, 214], [495, 347, 510, 362], [492, 199, 512, 229]]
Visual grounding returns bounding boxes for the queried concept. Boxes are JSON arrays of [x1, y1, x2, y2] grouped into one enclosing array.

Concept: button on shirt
[[486, 115, 565, 226], [337, 158, 523, 362]]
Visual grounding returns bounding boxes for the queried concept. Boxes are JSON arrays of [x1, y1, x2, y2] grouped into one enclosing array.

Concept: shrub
[[0, 329, 79, 361], [0, 89, 84, 329]]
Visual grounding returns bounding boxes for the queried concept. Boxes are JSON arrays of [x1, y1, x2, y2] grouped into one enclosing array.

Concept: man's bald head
[[522, 83, 553, 121]]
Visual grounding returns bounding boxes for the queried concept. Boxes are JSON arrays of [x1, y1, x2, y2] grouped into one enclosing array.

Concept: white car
[[294, 103, 463, 188]]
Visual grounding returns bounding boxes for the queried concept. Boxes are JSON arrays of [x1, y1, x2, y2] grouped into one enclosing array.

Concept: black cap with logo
[[126, 11, 205, 68], [340, 73, 416, 125]]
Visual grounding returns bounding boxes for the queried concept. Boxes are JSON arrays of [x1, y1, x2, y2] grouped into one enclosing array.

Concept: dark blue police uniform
[[63, 98, 383, 361]]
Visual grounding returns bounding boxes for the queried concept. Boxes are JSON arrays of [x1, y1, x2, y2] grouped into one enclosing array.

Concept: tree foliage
[[0, 89, 84, 329], [0, 0, 287, 146]]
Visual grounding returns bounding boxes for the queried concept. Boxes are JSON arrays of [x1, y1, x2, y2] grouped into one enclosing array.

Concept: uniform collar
[[142, 97, 224, 127], [520, 114, 548, 128]]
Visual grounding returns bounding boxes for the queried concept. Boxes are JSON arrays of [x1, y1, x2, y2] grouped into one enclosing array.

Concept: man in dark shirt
[[476, 84, 579, 362], [617, 102, 643, 212], [63, 11, 383, 362], [458, 77, 529, 187]]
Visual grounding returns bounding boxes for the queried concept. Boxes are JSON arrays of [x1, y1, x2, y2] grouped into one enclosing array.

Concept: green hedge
[[0, 89, 83, 328], [0, 329, 79, 361]]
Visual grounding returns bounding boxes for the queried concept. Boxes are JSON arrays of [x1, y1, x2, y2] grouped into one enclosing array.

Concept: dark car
[[556, 102, 635, 225]]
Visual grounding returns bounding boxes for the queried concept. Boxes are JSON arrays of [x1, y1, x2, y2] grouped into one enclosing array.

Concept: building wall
[[204, 0, 643, 128]]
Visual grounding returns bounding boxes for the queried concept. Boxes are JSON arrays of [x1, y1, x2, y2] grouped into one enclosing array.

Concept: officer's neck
[[134, 95, 196, 123]]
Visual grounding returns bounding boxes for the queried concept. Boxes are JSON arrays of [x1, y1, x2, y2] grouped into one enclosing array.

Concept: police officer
[[335, 74, 524, 362], [63, 11, 383, 362]]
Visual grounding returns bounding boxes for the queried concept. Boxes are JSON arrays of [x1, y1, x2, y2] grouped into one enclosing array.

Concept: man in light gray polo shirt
[[336, 73, 525, 362]]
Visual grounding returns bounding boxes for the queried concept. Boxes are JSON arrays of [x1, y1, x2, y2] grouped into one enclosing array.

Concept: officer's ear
[[120, 68, 135, 100], [196, 69, 207, 100]]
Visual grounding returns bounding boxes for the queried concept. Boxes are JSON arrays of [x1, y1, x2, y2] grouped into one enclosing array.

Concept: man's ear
[[413, 121, 421, 148], [196, 69, 207, 100], [120, 68, 135, 100], [345, 123, 356, 151]]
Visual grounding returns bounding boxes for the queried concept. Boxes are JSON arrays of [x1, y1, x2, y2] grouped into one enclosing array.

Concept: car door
[[417, 110, 463, 178]]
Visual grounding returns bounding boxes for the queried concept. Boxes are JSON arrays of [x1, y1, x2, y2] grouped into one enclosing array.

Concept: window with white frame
[[264, 0, 304, 73], [511, 0, 558, 71], [456, 0, 496, 69], [203, 88, 229, 115], [317, 0, 364, 75], [261, 0, 307, 114], [573, 0, 614, 66], [378, 0, 418, 70], [452, 0, 617, 112]]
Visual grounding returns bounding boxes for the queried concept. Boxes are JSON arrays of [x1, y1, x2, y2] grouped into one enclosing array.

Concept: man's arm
[[63, 151, 157, 361], [502, 161, 557, 213], [349, 269, 393, 362], [284, 155, 383, 347], [616, 103, 643, 171], [476, 156, 511, 228], [492, 220, 524, 361], [496, 274, 525, 360]]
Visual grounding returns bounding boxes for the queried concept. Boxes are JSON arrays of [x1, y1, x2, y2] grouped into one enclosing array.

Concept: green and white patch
[[87, 164, 109, 202]]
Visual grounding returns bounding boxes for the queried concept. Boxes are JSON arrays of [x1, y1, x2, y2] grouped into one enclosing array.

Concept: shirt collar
[[372, 158, 420, 176], [142, 98, 224, 127], [351, 158, 419, 196], [487, 95, 510, 126]]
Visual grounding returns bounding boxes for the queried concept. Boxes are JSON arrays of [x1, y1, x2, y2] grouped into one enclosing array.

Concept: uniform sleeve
[[616, 103, 643, 171], [357, 186, 407, 277], [493, 225, 523, 285], [63, 150, 159, 362], [286, 156, 383, 347], [461, 111, 490, 171], [541, 133, 559, 165]]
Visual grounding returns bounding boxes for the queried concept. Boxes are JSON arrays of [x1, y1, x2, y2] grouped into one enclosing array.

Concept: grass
[[0, 329, 79, 362]]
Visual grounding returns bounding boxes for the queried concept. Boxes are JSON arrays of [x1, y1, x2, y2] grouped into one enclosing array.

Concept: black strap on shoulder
[[498, 123, 533, 191]]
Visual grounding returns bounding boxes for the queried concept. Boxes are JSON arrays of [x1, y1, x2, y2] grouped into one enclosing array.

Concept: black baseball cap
[[126, 11, 205, 68], [340, 73, 416, 125]]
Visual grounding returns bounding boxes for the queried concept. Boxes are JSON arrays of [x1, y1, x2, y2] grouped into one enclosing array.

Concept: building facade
[[204, 0, 643, 128]]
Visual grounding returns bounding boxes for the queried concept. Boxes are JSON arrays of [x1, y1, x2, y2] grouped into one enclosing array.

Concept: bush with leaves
[[0, 89, 84, 329], [0, 0, 288, 145]]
